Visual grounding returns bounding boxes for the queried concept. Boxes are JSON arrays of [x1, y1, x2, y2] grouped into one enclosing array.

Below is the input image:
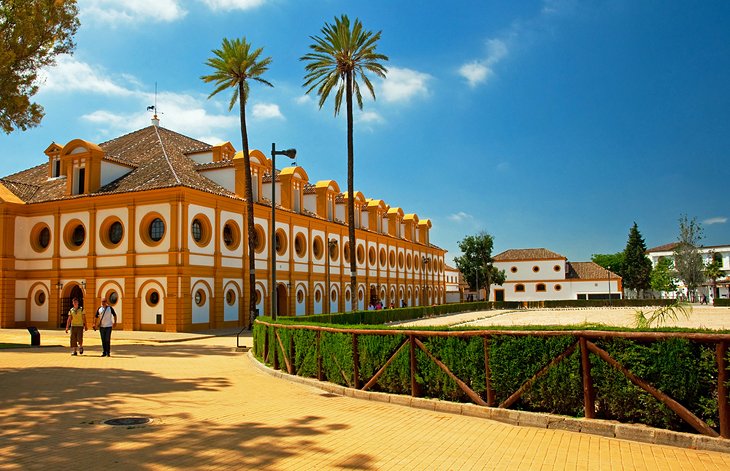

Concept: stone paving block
[[653, 429, 696, 449], [411, 397, 437, 411], [614, 424, 656, 444], [489, 408, 520, 426], [368, 391, 391, 404], [692, 435, 730, 453], [351, 389, 372, 401], [461, 403, 492, 420], [517, 410, 550, 429], [579, 419, 616, 438], [547, 416, 582, 432], [432, 400, 463, 415], [389, 394, 413, 407]]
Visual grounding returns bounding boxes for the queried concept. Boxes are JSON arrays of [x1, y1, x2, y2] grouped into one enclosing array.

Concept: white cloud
[[79, 0, 187, 24], [252, 103, 284, 120], [459, 38, 509, 88], [703, 217, 727, 225], [459, 62, 490, 88], [199, 0, 265, 11], [357, 111, 384, 124], [295, 95, 312, 105], [448, 212, 474, 223], [39, 57, 135, 96], [381, 67, 431, 103]]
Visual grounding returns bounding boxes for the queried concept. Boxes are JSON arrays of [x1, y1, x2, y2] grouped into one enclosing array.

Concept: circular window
[[330, 289, 337, 302], [532, 266, 540, 273], [64, 220, 86, 250], [343, 243, 350, 263], [312, 236, 324, 259], [34, 290, 46, 306], [294, 233, 306, 258], [398, 252, 404, 269], [379, 248, 386, 267], [226, 289, 236, 306], [191, 215, 211, 247], [147, 290, 160, 306], [297, 290, 304, 303], [368, 247, 376, 266], [31, 224, 52, 252], [511, 266, 518, 273], [253, 224, 265, 253], [389, 251, 396, 268], [345, 290, 351, 302], [223, 221, 242, 250], [194, 289, 206, 306], [315, 290, 321, 303], [406, 253, 412, 270], [328, 240, 339, 261], [275, 229, 287, 256], [255, 289, 262, 305], [150, 218, 165, 242], [108, 290, 119, 305], [555, 284, 562, 291], [358, 290, 364, 301], [554, 265, 561, 272], [357, 245, 365, 265], [100, 218, 124, 248]]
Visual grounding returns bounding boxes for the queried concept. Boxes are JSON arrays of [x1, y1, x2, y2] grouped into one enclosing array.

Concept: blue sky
[[2, 0, 730, 264]]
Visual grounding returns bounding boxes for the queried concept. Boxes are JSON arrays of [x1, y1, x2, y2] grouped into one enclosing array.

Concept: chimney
[[151, 114, 160, 126]]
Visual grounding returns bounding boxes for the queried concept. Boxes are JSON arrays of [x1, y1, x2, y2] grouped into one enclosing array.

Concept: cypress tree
[[622, 222, 653, 297]]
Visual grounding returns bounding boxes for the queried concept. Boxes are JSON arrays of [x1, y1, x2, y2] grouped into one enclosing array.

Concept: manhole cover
[[103, 417, 152, 426]]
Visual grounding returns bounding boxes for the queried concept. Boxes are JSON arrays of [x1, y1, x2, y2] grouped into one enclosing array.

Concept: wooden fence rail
[[255, 321, 730, 438]]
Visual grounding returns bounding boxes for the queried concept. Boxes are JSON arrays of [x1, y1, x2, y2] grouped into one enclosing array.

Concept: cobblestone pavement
[[1, 328, 729, 470]]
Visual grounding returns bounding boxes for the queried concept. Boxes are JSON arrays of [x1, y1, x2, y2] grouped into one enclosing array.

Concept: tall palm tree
[[301, 15, 388, 311], [202, 37, 272, 328]]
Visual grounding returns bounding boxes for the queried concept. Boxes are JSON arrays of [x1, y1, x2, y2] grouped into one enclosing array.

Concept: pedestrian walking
[[94, 297, 117, 357], [64, 297, 86, 356]]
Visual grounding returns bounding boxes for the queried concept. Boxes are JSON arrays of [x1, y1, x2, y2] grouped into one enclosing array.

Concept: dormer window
[[53, 158, 60, 177], [73, 165, 86, 195]]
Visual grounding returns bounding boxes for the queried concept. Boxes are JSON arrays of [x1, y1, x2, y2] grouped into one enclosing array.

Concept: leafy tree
[[650, 257, 676, 294], [704, 251, 724, 300], [453, 232, 505, 302], [301, 15, 388, 311], [202, 37, 273, 327], [0, 0, 79, 133], [591, 252, 625, 277], [621, 222, 653, 298], [673, 215, 704, 301]]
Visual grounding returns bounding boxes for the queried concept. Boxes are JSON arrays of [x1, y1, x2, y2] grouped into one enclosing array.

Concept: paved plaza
[[1, 318, 729, 470]]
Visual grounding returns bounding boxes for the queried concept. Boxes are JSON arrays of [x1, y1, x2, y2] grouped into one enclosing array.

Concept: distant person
[[94, 297, 117, 357], [401, 300, 407, 308], [65, 297, 86, 356]]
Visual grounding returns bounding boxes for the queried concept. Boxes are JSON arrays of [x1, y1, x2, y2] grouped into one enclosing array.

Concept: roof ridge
[[153, 126, 181, 184]]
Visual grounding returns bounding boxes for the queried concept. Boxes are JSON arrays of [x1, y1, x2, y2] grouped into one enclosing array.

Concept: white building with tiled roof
[[646, 243, 730, 300], [0, 123, 446, 332], [489, 248, 621, 302]]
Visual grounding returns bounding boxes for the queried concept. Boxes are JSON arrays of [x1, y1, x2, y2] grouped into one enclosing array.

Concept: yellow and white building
[[0, 124, 446, 332]]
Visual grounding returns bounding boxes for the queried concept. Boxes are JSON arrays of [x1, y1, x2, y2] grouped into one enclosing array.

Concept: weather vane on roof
[[147, 82, 163, 125]]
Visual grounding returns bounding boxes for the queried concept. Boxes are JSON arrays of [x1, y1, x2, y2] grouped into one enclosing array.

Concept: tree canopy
[[650, 257, 676, 294], [0, 0, 79, 133], [591, 252, 625, 276], [673, 215, 705, 297], [453, 232, 505, 301], [621, 222, 653, 296]]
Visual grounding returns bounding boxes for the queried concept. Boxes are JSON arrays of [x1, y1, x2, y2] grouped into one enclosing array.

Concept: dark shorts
[[70, 326, 84, 347]]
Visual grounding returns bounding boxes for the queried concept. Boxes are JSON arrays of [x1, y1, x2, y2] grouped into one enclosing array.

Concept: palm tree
[[301, 15, 388, 311], [202, 37, 272, 328]]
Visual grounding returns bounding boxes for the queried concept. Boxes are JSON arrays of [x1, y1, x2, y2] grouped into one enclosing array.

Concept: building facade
[[489, 248, 622, 302], [646, 243, 730, 300], [0, 124, 446, 332]]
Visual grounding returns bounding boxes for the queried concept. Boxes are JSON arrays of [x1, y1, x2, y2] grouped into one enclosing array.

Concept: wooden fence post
[[264, 325, 270, 363], [580, 336, 595, 419], [718, 341, 729, 438], [484, 335, 495, 407], [273, 327, 279, 371]]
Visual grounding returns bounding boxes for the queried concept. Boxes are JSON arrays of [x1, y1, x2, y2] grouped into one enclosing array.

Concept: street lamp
[[271, 143, 296, 321], [326, 239, 337, 313]]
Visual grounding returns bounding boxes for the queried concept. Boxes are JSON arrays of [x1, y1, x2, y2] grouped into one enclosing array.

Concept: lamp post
[[607, 265, 612, 305], [326, 239, 337, 313], [270, 143, 296, 321]]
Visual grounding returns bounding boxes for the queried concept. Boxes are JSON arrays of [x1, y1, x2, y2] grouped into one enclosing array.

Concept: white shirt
[[97, 306, 115, 328]]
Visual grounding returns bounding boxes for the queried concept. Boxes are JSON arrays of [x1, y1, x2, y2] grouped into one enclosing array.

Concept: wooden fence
[[255, 321, 730, 438]]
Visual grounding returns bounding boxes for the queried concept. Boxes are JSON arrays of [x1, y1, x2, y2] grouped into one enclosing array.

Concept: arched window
[[515, 284, 525, 292]]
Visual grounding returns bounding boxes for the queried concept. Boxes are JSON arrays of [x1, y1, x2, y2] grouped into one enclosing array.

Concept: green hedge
[[267, 299, 675, 326], [253, 323, 729, 434], [714, 298, 730, 307]]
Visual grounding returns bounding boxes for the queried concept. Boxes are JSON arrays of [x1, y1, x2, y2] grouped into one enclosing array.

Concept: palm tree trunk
[[239, 82, 257, 328], [346, 71, 357, 312]]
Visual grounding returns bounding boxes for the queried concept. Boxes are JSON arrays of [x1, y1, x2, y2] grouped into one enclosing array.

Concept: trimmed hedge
[[715, 298, 730, 307], [253, 322, 729, 435]]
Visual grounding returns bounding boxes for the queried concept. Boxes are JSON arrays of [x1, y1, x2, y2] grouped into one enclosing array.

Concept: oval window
[[194, 289, 206, 306], [109, 221, 123, 245], [72, 225, 85, 247], [147, 290, 160, 306], [226, 289, 236, 306], [108, 290, 119, 305], [149, 218, 165, 242]]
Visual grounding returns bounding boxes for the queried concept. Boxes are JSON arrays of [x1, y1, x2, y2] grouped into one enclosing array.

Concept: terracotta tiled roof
[[0, 126, 237, 203], [567, 262, 620, 280], [493, 248, 566, 261], [646, 242, 681, 253]]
